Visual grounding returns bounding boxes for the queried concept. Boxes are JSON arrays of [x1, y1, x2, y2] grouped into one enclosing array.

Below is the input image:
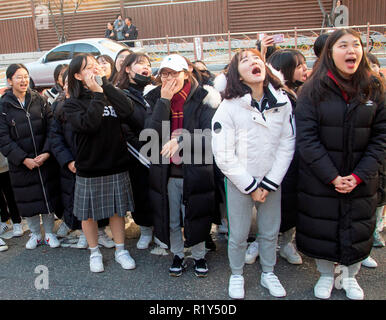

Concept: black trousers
[[0, 171, 21, 224]]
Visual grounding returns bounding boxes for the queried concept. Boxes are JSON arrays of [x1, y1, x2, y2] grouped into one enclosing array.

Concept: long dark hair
[[307, 28, 383, 104], [67, 53, 95, 99], [116, 53, 151, 90], [268, 49, 305, 90], [6, 63, 29, 80], [224, 49, 282, 100]]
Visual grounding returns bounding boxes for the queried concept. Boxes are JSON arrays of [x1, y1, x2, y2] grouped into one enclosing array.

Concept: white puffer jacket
[[211, 83, 295, 194]]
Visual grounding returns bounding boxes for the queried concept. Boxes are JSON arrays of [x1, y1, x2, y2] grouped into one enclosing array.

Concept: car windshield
[[99, 39, 127, 53]]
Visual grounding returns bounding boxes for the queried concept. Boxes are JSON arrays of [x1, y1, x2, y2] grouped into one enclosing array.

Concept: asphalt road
[[0, 225, 384, 302]]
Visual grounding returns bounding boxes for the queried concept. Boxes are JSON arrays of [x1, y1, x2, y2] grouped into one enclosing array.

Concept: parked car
[[25, 38, 142, 88]]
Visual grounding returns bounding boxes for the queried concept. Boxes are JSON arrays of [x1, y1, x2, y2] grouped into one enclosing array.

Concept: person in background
[[256, 35, 278, 62], [0, 64, 63, 250], [114, 14, 124, 41], [0, 151, 23, 237], [44, 64, 68, 105], [295, 29, 385, 300], [111, 48, 132, 86], [104, 22, 116, 41], [145, 54, 221, 278], [212, 49, 295, 299], [313, 33, 330, 63], [123, 17, 138, 48], [97, 54, 115, 82], [193, 60, 215, 87]]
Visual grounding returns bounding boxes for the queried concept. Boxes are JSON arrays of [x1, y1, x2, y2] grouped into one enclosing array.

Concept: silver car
[[25, 38, 136, 88]]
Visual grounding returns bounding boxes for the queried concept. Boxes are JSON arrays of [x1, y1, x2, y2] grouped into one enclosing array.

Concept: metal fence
[[123, 24, 386, 68]]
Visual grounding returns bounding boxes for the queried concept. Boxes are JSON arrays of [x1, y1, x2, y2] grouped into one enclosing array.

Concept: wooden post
[[294, 27, 297, 50], [366, 22, 370, 52], [29, 0, 41, 51], [228, 30, 231, 62], [166, 35, 170, 55]]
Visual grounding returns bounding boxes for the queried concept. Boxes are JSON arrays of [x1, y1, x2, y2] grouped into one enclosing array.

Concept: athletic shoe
[[98, 231, 115, 248], [44, 233, 60, 248], [75, 233, 88, 249], [115, 250, 136, 270], [245, 241, 259, 264], [56, 222, 70, 238], [26, 233, 43, 249], [342, 277, 364, 300], [0, 238, 8, 252], [194, 258, 208, 277], [155, 237, 168, 249], [228, 275, 244, 299], [12, 223, 24, 237], [136, 234, 152, 250], [0, 222, 9, 235], [361, 256, 378, 268], [169, 255, 187, 277], [279, 242, 303, 264], [90, 251, 104, 273], [314, 276, 334, 299], [260, 272, 286, 297]]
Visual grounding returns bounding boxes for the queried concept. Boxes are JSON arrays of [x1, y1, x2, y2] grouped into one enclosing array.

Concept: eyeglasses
[[14, 76, 29, 81], [160, 70, 181, 78]]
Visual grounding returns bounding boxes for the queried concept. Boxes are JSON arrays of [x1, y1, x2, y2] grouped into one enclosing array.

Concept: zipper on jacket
[[25, 110, 53, 216], [261, 112, 266, 121]]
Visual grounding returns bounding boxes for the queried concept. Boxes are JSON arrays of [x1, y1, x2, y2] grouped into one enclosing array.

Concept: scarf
[[170, 80, 191, 136], [327, 70, 350, 103]]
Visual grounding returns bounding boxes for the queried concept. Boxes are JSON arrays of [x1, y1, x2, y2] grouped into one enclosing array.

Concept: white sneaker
[[280, 242, 303, 264], [228, 275, 245, 299], [361, 256, 377, 268], [0, 238, 8, 252], [154, 237, 168, 249], [245, 241, 259, 264], [0, 222, 9, 235], [115, 250, 136, 270], [45, 233, 60, 248], [26, 233, 43, 249], [342, 277, 364, 300], [12, 223, 24, 237], [98, 231, 115, 248], [90, 251, 104, 273], [260, 272, 286, 297], [136, 234, 152, 249], [76, 233, 88, 249], [314, 276, 334, 299], [56, 222, 70, 238]]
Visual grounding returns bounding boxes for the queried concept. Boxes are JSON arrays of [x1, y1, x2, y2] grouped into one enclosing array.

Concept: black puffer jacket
[[0, 89, 62, 218], [295, 78, 385, 266], [144, 82, 221, 247]]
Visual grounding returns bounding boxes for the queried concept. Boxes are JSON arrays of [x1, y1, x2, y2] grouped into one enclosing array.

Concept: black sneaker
[[169, 255, 187, 277], [205, 234, 216, 252], [194, 258, 208, 278]]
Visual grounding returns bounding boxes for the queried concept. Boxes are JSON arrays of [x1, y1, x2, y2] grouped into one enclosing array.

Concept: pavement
[[0, 219, 384, 302]]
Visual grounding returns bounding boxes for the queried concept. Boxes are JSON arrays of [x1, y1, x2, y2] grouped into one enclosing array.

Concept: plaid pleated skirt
[[73, 171, 134, 221]]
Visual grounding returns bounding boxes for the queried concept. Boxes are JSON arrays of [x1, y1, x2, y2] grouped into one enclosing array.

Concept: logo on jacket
[[103, 106, 118, 118]]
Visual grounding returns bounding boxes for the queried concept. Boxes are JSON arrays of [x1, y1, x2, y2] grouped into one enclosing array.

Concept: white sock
[[89, 246, 100, 255], [115, 243, 124, 254]]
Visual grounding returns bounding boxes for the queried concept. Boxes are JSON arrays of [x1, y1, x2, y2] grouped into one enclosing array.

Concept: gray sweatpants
[[226, 178, 281, 274], [168, 178, 205, 260], [315, 259, 361, 278], [25, 214, 55, 234]]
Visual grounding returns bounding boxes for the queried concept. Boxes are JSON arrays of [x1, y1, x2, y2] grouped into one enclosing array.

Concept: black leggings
[[0, 171, 21, 224]]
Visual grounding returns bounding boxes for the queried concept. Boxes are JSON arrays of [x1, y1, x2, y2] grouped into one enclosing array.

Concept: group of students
[[105, 15, 138, 47], [0, 28, 384, 300]]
